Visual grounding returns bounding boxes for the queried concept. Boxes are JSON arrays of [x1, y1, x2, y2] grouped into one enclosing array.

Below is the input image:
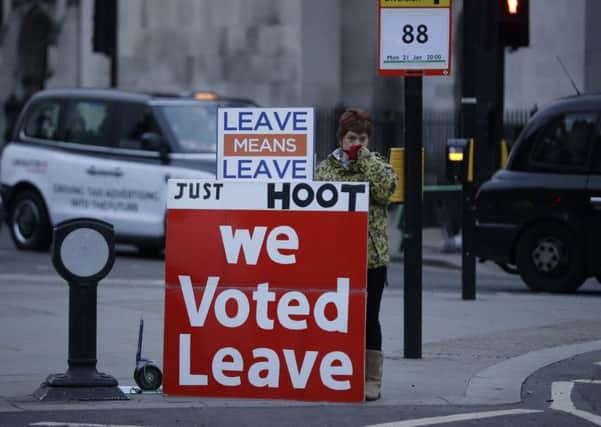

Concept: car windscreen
[[157, 101, 256, 153], [157, 104, 218, 153]]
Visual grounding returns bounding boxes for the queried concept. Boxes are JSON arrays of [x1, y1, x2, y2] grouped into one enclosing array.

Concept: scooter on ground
[[133, 317, 163, 391]]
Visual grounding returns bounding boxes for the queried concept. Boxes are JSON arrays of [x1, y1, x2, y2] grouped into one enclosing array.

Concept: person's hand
[[344, 144, 362, 160]]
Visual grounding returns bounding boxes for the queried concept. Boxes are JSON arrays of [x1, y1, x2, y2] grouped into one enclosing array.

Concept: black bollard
[[34, 218, 127, 401]]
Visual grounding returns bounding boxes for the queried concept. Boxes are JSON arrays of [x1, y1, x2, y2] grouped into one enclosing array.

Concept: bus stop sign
[[378, 0, 452, 76]]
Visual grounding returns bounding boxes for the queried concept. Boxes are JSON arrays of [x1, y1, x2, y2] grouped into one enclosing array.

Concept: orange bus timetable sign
[[217, 108, 315, 181], [378, 0, 452, 76]]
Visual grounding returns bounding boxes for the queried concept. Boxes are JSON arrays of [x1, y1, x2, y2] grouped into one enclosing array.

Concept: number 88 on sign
[[378, 0, 452, 76]]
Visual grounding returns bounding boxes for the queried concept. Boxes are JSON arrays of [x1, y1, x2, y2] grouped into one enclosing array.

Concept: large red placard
[[163, 181, 368, 402]]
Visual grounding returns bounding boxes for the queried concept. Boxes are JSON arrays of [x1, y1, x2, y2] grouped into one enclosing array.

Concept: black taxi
[[475, 93, 601, 292]]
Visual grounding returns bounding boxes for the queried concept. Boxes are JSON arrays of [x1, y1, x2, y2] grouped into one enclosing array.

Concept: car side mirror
[[141, 132, 169, 164]]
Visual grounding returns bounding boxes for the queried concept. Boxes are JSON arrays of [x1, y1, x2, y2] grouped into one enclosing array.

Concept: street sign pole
[[462, 181, 476, 300], [403, 76, 423, 359], [378, 0, 452, 360]]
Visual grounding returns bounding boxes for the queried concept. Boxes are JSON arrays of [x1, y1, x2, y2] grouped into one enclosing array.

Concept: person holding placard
[[316, 109, 399, 401]]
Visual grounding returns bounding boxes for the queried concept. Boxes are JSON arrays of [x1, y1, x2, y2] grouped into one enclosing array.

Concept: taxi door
[[49, 99, 121, 224], [50, 100, 166, 241], [99, 102, 169, 241]]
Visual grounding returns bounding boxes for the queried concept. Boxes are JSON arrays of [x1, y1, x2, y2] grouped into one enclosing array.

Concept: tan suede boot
[[365, 349, 383, 401]]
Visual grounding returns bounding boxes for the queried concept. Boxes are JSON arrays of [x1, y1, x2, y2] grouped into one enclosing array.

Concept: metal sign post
[[403, 76, 423, 359], [34, 218, 126, 401], [378, 0, 452, 359]]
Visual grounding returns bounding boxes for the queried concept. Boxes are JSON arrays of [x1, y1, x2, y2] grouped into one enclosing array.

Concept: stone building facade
[[0, 0, 600, 145]]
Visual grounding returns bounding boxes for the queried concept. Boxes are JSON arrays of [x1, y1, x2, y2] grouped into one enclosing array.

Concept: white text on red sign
[[175, 221, 353, 391]]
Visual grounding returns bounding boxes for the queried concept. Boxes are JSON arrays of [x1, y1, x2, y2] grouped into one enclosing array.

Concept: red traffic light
[[506, 0, 519, 14], [498, 0, 529, 47]]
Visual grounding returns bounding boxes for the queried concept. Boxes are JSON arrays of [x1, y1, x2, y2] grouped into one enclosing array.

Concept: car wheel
[[9, 191, 52, 251], [516, 223, 585, 293]]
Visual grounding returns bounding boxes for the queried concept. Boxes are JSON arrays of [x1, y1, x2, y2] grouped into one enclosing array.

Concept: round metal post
[[34, 218, 127, 401]]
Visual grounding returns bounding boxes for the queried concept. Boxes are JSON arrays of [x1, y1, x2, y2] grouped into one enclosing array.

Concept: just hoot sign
[[163, 180, 368, 402]]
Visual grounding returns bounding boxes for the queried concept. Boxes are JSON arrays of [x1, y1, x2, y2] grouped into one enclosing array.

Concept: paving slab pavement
[[2, 283, 600, 412], [1, 222, 601, 412]]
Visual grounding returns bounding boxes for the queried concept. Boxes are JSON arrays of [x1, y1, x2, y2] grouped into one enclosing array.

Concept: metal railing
[[315, 108, 530, 185]]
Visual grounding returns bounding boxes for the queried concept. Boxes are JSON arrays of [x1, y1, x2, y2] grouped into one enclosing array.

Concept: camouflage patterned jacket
[[315, 147, 399, 269]]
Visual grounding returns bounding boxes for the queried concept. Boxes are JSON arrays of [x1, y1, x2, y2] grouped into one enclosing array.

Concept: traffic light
[[446, 139, 473, 184], [497, 0, 529, 48], [93, 0, 117, 56]]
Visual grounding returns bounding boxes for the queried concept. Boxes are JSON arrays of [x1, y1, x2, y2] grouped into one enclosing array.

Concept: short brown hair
[[336, 108, 372, 141]]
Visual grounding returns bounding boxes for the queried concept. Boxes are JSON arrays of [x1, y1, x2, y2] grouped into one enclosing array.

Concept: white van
[[0, 88, 256, 255]]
